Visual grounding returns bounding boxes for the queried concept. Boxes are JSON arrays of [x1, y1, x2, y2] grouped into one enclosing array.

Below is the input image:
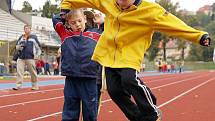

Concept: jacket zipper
[[113, 11, 122, 64], [78, 32, 82, 72]]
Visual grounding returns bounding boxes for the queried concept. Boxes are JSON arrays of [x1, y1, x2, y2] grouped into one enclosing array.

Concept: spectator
[[158, 59, 162, 72], [12, 24, 41, 90], [171, 63, 175, 73], [167, 63, 171, 73], [44, 61, 51, 75], [56, 48, 61, 75], [40, 59, 45, 75], [36, 59, 42, 75], [52, 60, 58, 75]]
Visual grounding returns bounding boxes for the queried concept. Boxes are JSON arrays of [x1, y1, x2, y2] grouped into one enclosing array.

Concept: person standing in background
[[13, 24, 41, 90]]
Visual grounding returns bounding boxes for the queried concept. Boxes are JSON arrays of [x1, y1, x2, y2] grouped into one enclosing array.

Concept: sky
[[13, 0, 215, 12]]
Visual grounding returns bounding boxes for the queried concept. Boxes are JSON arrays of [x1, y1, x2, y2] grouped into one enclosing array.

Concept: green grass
[[0, 76, 16, 81], [184, 61, 215, 70]]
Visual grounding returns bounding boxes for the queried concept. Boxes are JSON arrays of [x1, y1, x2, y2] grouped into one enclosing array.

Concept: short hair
[[24, 24, 31, 29], [66, 9, 85, 20]]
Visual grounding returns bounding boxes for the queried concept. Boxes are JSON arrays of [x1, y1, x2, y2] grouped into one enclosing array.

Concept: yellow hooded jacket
[[61, 0, 208, 71]]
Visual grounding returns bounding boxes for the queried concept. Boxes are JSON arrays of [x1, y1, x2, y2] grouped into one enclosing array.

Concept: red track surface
[[0, 71, 214, 121]]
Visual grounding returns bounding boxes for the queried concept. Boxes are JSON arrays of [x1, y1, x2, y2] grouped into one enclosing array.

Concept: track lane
[[0, 71, 213, 121]]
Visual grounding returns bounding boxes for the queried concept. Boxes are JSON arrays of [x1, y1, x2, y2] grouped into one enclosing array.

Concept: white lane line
[[146, 74, 195, 84], [0, 72, 200, 98], [0, 96, 63, 109], [158, 76, 215, 108], [145, 72, 202, 84], [26, 74, 208, 121], [7, 73, 213, 120], [27, 112, 62, 121], [151, 74, 207, 90], [0, 88, 64, 98], [27, 99, 113, 121], [0, 73, 208, 109]]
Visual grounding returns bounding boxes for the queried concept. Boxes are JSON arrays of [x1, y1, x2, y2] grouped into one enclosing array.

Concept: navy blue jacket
[[16, 34, 41, 59], [52, 14, 102, 78]]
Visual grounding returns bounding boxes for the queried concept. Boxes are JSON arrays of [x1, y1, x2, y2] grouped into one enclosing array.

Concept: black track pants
[[105, 67, 159, 121]]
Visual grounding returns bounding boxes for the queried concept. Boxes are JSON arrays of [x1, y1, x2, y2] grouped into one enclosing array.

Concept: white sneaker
[[156, 109, 162, 121], [31, 87, 39, 90]]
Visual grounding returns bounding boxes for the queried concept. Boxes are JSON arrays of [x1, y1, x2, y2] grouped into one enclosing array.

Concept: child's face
[[67, 12, 87, 32]]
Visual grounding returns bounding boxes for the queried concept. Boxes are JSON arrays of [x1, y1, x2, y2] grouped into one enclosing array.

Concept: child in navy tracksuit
[[52, 9, 103, 121]]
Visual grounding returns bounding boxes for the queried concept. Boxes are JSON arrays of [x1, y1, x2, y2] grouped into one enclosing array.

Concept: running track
[[0, 71, 214, 121]]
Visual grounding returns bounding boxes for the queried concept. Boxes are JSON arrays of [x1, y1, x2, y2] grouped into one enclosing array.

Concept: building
[[0, 0, 60, 73], [197, 5, 212, 15]]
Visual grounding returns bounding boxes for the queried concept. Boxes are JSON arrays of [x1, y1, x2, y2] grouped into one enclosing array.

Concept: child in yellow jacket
[[60, 0, 211, 121]]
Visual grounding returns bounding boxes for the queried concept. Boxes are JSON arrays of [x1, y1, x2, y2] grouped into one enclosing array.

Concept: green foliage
[[196, 13, 211, 26], [21, 1, 32, 13], [41, 0, 60, 18], [180, 14, 199, 27], [184, 61, 215, 70], [187, 43, 214, 62], [205, 21, 215, 35], [147, 32, 162, 61], [153, 0, 179, 61], [146, 1, 215, 62], [176, 40, 187, 60], [148, 32, 161, 61]]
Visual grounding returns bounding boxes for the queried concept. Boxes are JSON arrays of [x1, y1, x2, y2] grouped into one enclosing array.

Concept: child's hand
[[200, 34, 211, 47], [202, 38, 210, 46]]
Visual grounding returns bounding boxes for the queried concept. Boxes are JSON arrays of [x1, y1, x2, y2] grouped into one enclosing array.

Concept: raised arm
[[60, 0, 105, 14], [52, 14, 68, 42], [151, 4, 211, 46]]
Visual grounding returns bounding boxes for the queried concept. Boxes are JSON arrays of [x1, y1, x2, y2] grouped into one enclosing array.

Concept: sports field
[[0, 71, 215, 121]]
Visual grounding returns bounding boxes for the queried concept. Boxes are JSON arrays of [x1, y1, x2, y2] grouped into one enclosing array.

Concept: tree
[[196, 13, 211, 27], [211, 3, 215, 20], [176, 13, 200, 61], [176, 40, 187, 61], [187, 44, 203, 61], [21, 1, 32, 13], [155, 0, 180, 61], [41, 0, 60, 18], [147, 32, 161, 61], [180, 14, 200, 27]]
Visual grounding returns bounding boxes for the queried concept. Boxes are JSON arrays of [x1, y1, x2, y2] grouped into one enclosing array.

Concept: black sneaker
[[12, 87, 21, 90]]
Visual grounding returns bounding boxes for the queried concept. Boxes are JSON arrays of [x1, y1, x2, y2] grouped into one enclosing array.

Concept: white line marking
[[7, 73, 213, 121], [0, 73, 208, 109], [158, 76, 215, 108], [27, 112, 62, 121], [151, 74, 207, 90], [145, 72, 201, 84], [0, 72, 199, 98], [0, 88, 64, 98], [27, 99, 113, 121], [0, 96, 63, 109]]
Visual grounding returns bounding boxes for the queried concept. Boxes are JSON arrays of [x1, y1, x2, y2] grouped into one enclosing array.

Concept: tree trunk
[[163, 42, 166, 61]]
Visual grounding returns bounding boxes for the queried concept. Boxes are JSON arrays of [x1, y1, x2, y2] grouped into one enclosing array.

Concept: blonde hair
[[66, 9, 85, 20]]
